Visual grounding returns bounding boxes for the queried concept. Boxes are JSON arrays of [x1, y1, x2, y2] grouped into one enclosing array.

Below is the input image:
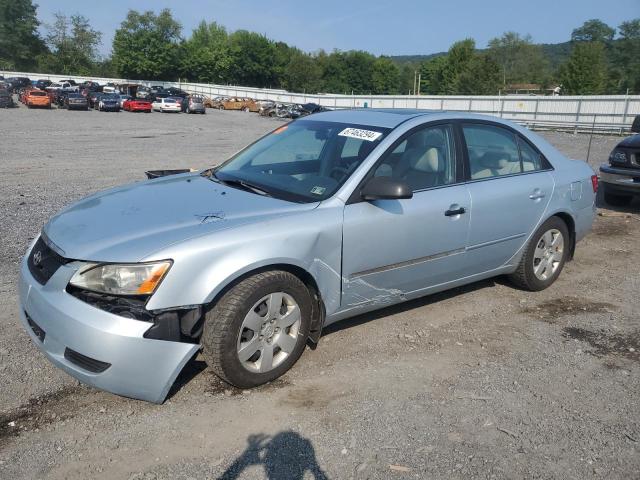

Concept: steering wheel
[[328, 166, 350, 181]]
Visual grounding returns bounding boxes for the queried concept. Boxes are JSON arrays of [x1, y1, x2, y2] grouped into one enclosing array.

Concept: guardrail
[[2, 70, 638, 134]]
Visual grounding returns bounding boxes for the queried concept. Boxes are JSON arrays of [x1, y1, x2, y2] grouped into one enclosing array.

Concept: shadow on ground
[[218, 431, 328, 479]]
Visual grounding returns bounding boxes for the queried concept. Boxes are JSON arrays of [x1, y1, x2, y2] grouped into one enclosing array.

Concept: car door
[[461, 122, 554, 273], [341, 123, 471, 308]]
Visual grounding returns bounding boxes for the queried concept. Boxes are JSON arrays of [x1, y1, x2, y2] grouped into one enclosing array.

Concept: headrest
[[413, 148, 443, 173], [480, 150, 512, 170]]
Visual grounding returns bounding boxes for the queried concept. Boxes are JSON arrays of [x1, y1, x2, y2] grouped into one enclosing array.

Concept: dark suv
[[600, 116, 640, 206]]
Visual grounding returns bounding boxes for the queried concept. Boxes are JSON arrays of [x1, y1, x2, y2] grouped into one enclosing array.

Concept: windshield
[[215, 120, 390, 202]]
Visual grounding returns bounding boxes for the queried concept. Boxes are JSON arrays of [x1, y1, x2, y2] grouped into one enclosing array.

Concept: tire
[[508, 216, 569, 291], [201, 270, 312, 388], [604, 191, 633, 207]]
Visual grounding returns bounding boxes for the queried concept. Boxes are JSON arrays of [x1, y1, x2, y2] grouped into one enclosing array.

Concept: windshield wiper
[[221, 178, 273, 197]]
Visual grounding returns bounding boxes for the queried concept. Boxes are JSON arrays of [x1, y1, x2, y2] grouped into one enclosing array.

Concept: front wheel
[[201, 271, 311, 388], [508, 216, 569, 291]]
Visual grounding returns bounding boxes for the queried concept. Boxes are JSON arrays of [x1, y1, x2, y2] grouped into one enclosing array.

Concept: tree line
[[1, 1, 638, 95]]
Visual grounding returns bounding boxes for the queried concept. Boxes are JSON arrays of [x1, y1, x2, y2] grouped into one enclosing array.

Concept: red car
[[123, 98, 152, 113]]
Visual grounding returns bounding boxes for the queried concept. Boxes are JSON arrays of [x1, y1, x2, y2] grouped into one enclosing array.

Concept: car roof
[[303, 108, 526, 130], [305, 109, 445, 128]]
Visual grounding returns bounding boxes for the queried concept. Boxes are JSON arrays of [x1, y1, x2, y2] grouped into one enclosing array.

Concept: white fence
[[3, 70, 639, 133]]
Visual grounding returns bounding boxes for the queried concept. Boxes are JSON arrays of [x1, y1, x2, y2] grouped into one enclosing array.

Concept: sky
[[34, 0, 640, 57]]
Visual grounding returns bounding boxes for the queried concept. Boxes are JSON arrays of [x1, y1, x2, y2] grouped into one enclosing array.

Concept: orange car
[[220, 97, 259, 112], [26, 90, 51, 109]]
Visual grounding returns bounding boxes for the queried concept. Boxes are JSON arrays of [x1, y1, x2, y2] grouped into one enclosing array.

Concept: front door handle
[[444, 206, 466, 217]]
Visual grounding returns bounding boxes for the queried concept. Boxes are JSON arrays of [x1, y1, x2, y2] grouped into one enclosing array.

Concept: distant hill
[[391, 40, 574, 69]]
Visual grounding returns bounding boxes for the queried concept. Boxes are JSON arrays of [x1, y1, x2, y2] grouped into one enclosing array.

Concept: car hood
[[43, 173, 318, 262], [618, 133, 640, 148]]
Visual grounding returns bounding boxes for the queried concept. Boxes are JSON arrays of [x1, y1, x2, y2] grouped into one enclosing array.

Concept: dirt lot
[[0, 103, 638, 480]]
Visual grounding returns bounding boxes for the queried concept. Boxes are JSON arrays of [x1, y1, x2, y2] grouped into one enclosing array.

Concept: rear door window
[[462, 124, 522, 179]]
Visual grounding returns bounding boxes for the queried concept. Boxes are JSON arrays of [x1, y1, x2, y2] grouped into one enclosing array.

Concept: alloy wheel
[[532, 228, 564, 281], [236, 292, 301, 373]]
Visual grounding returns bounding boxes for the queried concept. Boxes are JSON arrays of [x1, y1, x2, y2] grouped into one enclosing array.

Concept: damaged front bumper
[[18, 254, 200, 404]]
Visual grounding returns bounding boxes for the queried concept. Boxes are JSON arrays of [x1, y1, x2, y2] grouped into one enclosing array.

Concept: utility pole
[[417, 73, 421, 96]]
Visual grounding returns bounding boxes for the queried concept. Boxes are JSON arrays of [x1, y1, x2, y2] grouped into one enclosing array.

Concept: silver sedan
[[19, 109, 597, 402]]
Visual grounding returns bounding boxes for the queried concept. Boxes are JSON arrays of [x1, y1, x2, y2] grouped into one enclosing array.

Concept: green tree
[[441, 39, 475, 94], [0, 0, 46, 70], [281, 50, 322, 93], [180, 20, 230, 83], [39, 13, 101, 75], [112, 9, 182, 80], [371, 56, 399, 94], [560, 41, 608, 94], [571, 19, 615, 43], [612, 19, 640, 93], [420, 55, 447, 94], [456, 53, 500, 94], [488, 32, 549, 86], [227, 30, 277, 87], [317, 50, 350, 94]]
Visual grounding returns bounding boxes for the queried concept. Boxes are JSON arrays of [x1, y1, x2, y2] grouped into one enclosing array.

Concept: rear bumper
[[599, 164, 640, 195], [129, 105, 151, 111], [18, 250, 199, 403]]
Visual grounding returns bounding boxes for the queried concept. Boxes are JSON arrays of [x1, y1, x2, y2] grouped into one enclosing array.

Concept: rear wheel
[[508, 216, 569, 291], [201, 270, 311, 388]]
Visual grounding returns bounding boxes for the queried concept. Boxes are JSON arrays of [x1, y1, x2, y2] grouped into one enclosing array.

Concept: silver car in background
[[186, 95, 206, 114], [18, 109, 597, 403]]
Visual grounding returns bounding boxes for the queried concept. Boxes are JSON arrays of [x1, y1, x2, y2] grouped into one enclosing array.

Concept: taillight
[[591, 175, 598, 193]]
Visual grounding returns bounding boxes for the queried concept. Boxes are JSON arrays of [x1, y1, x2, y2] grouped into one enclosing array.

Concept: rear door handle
[[529, 189, 545, 200], [444, 206, 466, 217]]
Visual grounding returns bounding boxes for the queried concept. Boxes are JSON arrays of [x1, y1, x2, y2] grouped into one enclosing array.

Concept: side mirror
[[360, 176, 413, 201], [631, 115, 640, 134]]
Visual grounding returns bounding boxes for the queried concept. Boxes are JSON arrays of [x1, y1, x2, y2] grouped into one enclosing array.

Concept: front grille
[[27, 236, 70, 285], [64, 348, 111, 373], [25, 312, 46, 342]]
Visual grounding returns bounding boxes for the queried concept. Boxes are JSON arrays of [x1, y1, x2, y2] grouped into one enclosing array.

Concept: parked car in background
[[46, 82, 77, 94], [64, 94, 89, 111], [298, 103, 327, 116], [220, 97, 259, 112], [35, 79, 52, 90], [118, 94, 132, 109], [79, 81, 101, 91], [6, 77, 31, 92], [123, 98, 152, 113], [97, 93, 121, 112], [54, 91, 70, 108], [152, 97, 181, 113], [185, 95, 206, 114], [18, 86, 36, 104], [0, 89, 14, 108], [26, 90, 51, 109], [205, 96, 229, 109], [599, 116, 640, 206], [88, 91, 103, 109]]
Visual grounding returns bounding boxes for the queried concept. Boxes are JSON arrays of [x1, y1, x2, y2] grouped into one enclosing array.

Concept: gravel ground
[[0, 102, 638, 480]]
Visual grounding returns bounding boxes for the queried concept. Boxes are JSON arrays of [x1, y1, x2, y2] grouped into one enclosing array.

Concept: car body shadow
[[322, 277, 497, 337], [218, 431, 328, 480]]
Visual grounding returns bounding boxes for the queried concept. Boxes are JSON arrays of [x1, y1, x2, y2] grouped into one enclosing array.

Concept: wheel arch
[[204, 262, 326, 345], [547, 211, 576, 260]]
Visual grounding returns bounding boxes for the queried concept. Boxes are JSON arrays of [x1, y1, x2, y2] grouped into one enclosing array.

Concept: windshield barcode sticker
[[338, 128, 382, 142]]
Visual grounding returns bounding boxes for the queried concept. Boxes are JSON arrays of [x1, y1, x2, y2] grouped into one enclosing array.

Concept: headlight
[[610, 150, 627, 163], [69, 261, 172, 296]]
